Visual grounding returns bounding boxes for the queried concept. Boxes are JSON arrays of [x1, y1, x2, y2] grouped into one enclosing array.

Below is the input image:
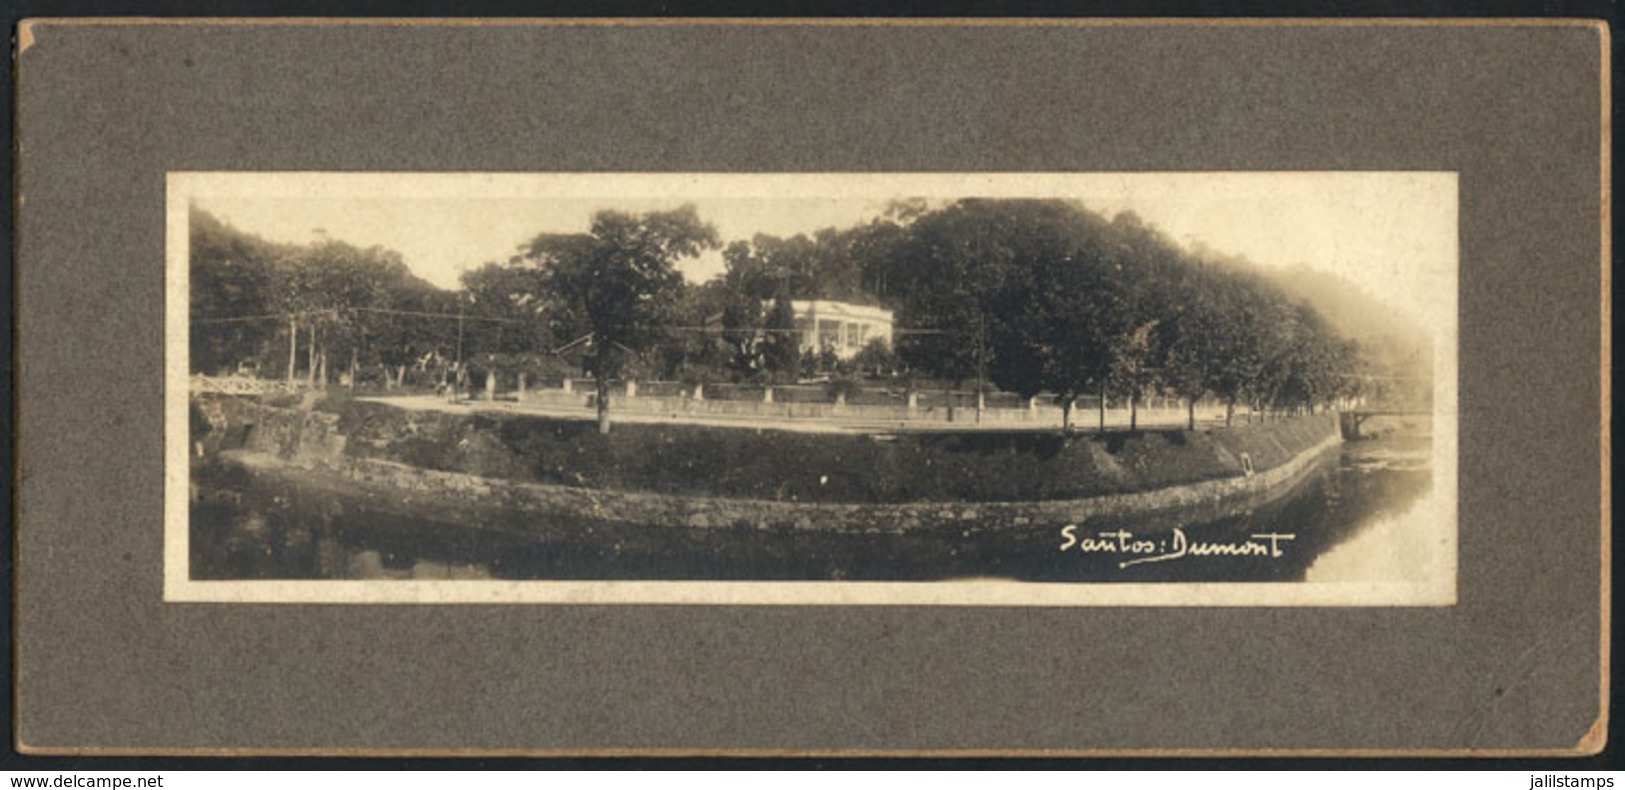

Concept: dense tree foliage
[[761, 293, 801, 382], [189, 207, 280, 376], [189, 206, 446, 387], [192, 197, 1388, 435], [518, 205, 719, 433], [861, 199, 1369, 432]]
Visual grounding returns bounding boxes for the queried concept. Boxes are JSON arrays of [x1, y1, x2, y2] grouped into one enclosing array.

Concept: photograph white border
[[165, 171, 1458, 606]]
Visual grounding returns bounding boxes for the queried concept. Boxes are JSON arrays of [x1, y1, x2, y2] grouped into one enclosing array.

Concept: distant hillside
[[1189, 246, 1434, 394], [1190, 246, 1424, 342]]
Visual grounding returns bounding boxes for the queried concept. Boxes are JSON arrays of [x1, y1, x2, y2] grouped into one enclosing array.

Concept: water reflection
[[191, 435, 1437, 584], [1304, 438, 1447, 584]]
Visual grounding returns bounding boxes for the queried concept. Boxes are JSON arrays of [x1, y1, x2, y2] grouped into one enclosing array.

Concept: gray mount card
[[13, 19, 1608, 756]]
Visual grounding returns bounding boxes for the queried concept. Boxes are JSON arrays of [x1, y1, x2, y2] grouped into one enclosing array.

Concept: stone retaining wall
[[215, 403, 1342, 535], [202, 391, 1343, 534], [309, 429, 1341, 535]]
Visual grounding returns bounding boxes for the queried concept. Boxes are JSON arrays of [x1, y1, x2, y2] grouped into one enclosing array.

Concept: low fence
[[466, 374, 1228, 428], [200, 371, 1232, 430], [497, 379, 1040, 424]]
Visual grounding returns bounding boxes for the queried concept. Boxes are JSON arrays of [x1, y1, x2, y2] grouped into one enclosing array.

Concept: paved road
[[360, 394, 1233, 435]]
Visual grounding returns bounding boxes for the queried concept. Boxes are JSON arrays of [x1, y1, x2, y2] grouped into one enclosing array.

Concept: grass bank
[[310, 397, 1337, 505]]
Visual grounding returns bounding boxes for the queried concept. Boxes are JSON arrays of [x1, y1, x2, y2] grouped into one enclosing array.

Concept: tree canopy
[[188, 206, 444, 384], [519, 205, 720, 432], [191, 197, 1393, 433]]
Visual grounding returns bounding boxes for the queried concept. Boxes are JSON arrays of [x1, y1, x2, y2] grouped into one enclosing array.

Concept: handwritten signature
[[1058, 525, 1296, 569]]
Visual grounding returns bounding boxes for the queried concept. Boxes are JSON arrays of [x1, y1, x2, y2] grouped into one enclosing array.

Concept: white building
[[789, 300, 894, 359]]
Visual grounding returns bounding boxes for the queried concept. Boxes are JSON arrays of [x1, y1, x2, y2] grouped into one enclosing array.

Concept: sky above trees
[[183, 171, 1454, 330]]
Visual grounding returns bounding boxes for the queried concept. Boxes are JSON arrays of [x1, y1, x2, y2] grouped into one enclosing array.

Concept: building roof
[[789, 299, 894, 323]]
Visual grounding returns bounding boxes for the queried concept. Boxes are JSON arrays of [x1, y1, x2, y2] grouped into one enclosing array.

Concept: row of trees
[[629, 199, 1363, 431], [638, 200, 1364, 435], [871, 199, 1363, 431], [190, 207, 466, 389], [193, 198, 1377, 435]]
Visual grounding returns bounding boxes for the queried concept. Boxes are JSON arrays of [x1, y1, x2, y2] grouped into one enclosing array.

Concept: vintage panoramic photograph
[[166, 172, 1457, 605]]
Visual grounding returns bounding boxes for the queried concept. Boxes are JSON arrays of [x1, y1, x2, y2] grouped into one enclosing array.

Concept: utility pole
[[307, 322, 317, 387], [456, 300, 465, 368], [455, 300, 466, 401], [974, 319, 986, 425], [287, 316, 297, 384]]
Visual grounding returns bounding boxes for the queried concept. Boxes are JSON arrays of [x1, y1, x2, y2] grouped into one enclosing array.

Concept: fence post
[[907, 390, 918, 417], [562, 378, 573, 394], [517, 372, 527, 398], [485, 370, 496, 401], [763, 386, 774, 404], [625, 380, 637, 399]]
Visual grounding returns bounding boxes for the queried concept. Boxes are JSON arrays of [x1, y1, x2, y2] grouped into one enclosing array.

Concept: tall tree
[[190, 207, 440, 385], [761, 292, 801, 382], [717, 285, 765, 379], [460, 261, 553, 357], [1155, 267, 1230, 430], [976, 202, 1126, 434], [523, 205, 719, 433], [1111, 319, 1161, 432], [884, 199, 1071, 416], [1099, 212, 1183, 431], [189, 207, 279, 375]]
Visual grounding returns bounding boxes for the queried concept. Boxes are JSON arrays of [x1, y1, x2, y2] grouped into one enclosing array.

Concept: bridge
[[191, 374, 305, 397], [1340, 408, 1430, 439]]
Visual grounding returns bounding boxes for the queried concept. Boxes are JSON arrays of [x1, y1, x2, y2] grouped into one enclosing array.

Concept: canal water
[[189, 429, 1438, 585]]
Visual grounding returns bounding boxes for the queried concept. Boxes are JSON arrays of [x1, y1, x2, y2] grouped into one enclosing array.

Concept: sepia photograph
[[15, 17, 1605, 758], [167, 172, 1457, 605]]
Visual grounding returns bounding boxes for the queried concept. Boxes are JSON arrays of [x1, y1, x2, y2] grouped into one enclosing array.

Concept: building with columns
[[789, 300, 895, 359]]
